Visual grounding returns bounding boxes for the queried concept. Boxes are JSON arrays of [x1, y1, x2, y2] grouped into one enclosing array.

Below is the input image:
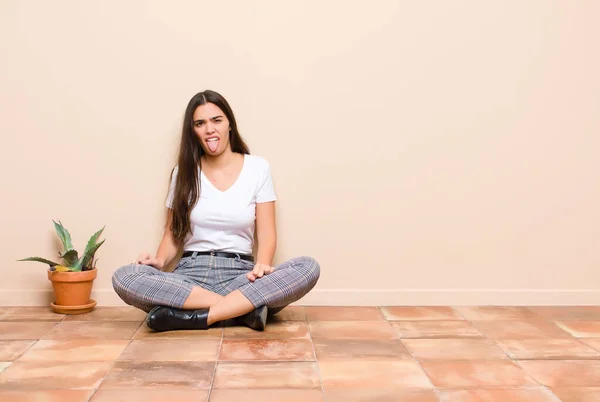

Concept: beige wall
[[1, 1, 599, 306]]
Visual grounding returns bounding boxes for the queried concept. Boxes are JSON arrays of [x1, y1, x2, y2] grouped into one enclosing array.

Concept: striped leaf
[[18, 257, 61, 267], [52, 220, 73, 251]]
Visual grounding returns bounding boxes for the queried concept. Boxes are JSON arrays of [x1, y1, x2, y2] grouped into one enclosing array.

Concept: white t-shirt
[[165, 154, 277, 255]]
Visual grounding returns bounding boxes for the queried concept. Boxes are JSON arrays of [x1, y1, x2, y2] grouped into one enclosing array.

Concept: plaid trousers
[[112, 253, 320, 313]]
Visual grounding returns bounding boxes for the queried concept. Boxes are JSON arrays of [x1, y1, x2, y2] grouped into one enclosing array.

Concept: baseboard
[[0, 289, 129, 307], [1, 288, 599, 306], [297, 289, 600, 306]]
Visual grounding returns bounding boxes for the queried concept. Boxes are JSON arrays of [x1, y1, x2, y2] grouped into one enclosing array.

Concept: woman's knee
[[295, 256, 320, 286], [111, 263, 144, 295]]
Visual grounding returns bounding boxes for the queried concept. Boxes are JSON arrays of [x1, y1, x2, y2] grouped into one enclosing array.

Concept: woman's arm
[[255, 201, 277, 266], [154, 209, 182, 270]]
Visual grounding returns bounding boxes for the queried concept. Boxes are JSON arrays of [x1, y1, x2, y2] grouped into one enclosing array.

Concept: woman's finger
[[253, 265, 264, 278]]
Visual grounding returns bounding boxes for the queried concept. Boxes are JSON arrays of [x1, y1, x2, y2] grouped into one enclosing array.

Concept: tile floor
[[1, 306, 600, 401]]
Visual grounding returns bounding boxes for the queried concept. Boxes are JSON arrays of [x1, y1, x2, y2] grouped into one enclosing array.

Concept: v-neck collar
[[200, 154, 246, 194]]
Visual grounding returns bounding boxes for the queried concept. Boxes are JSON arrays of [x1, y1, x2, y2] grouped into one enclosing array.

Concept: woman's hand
[[135, 253, 165, 270], [246, 263, 274, 282]]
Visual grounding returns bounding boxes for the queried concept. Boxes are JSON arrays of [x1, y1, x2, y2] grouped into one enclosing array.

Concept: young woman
[[112, 90, 320, 331]]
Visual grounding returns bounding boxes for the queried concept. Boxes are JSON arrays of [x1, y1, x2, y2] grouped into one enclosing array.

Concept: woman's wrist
[[155, 256, 168, 269]]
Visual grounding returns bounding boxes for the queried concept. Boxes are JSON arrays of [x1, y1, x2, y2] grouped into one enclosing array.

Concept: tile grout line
[[84, 320, 145, 402], [543, 312, 600, 399], [389, 315, 439, 396], [385, 305, 484, 396], [579, 337, 600, 353], [461, 306, 564, 401], [550, 317, 600, 354], [305, 310, 328, 401], [1, 318, 64, 370], [206, 325, 225, 401], [8, 318, 64, 363], [486, 336, 555, 394], [532, 311, 592, 399], [388, 306, 562, 397], [507, 357, 563, 401], [3, 306, 599, 399]]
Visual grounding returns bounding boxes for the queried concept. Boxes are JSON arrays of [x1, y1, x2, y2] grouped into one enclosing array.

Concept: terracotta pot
[[47, 268, 97, 314]]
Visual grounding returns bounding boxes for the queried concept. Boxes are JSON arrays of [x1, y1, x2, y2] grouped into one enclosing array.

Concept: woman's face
[[193, 103, 231, 156]]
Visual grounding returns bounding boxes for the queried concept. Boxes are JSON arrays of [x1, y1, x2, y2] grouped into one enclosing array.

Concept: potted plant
[[18, 220, 106, 314]]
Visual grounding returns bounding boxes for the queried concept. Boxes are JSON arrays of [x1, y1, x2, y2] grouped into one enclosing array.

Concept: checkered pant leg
[[112, 263, 195, 313], [220, 256, 320, 309]]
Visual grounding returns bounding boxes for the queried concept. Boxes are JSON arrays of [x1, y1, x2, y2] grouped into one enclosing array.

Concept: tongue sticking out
[[207, 139, 219, 153]]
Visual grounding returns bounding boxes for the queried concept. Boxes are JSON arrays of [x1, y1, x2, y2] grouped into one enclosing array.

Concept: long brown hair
[[169, 90, 250, 243]]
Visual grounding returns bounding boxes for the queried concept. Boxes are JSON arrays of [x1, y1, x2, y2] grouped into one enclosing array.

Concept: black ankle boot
[[235, 305, 268, 331], [146, 306, 210, 332]]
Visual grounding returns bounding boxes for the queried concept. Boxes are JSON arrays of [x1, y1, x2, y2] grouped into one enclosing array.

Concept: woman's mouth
[[206, 137, 219, 152]]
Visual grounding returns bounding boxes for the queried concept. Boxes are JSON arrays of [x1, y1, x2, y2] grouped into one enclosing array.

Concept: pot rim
[[47, 267, 98, 282]]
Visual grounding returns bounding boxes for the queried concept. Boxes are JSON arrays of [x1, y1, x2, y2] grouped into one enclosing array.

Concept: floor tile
[[582, 338, 600, 351], [0, 322, 58, 340], [403, 338, 509, 360], [419, 360, 537, 388], [0, 307, 65, 321], [0, 340, 35, 360], [43, 321, 141, 340], [325, 388, 438, 402], [19, 340, 129, 361], [223, 321, 309, 339], [64, 306, 147, 322], [267, 306, 306, 321], [100, 361, 214, 389], [380, 306, 463, 320], [119, 339, 219, 361], [518, 360, 600, 386], [495, 338, 600, 359], [318, 360, 433, 388], [213, 362, 320, 388], [313, 339, 411, 360], [305, 307, 384, 321], [7, 304, 600, 398], [309, 321, 397, 339], [472, 319, 572, 339], [550, 387, 600, 401], [209, 388, 325, 401], [134, 323, 223, 339], [391, 320, 484, 339], [219, 339, 314, 361], [0, 361, 112, 389], [455, 306, 539, 321], [91, 388, 209, 402], [528, 306, 600, 321], [438, 388, 559, 401], [0, 390, 94, 402], [554, 321, 600, 337]]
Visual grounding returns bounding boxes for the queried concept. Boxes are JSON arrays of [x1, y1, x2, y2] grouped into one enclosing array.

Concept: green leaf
[[53, 220, 73, 251], [80, 226, 105, 265], [79, 238, 105, 270], [59, 249, 79, 267], [17, 257, 61, 267], [86, 227, 105, 251]]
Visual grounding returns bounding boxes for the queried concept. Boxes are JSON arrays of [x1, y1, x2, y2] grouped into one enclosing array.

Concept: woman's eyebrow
[[194, 115, 223, 124]]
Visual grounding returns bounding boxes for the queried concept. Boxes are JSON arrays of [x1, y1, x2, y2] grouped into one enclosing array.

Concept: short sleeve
[[256, 161, 277, 203], [165, 166, 178, 209]]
